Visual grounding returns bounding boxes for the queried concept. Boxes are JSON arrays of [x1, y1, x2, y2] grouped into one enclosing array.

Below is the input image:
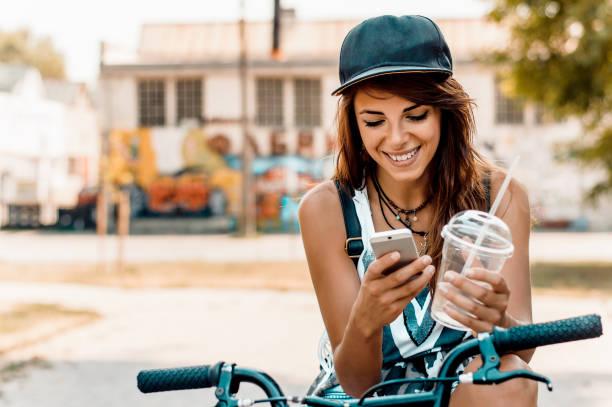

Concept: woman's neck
[[373, 166, 431, 210]]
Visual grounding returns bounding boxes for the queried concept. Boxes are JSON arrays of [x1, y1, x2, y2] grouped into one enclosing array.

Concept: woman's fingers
[[364, 251, 402, 279], [387, 263, 435, 302], [437, 282, 503, 324], [442, 302, 494, 334], [443, 269, 508, 307], [386, 255, 433, 286], [439, 269, 510, 329], [464, 267, 510, 295]]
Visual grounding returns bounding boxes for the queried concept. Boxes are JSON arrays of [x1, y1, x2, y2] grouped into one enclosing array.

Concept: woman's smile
[[384, 145, 421, 167]]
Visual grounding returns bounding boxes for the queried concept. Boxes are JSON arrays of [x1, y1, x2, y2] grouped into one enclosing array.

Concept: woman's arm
[[438, 172, 534, 362], [298, 181, 435, 397]]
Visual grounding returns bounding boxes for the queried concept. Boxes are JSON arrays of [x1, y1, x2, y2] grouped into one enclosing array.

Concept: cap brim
[[331, 66, 452, 96]]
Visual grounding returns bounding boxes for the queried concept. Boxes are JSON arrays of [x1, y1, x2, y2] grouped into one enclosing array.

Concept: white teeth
[[388, 147, 419, 162]]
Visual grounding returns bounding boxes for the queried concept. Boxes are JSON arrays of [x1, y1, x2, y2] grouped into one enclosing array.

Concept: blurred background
[[0, 1, 610, 406]]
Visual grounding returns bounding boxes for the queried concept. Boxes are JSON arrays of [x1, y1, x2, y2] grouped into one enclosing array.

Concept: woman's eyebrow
[[358, 104, 421, 115]]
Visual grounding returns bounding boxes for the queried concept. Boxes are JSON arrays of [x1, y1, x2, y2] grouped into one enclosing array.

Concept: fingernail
[[424, 265, 435, 274], [390, 251, 400, 260], [465, 269, 475, 277], [438, 284, 448, 294], [422, 255, 432, 265], [444, 271, 455, 281]]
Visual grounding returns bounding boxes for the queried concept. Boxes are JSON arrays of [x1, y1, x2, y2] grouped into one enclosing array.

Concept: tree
[[0, 29, 65, 79], [487, 0, 612, 199]]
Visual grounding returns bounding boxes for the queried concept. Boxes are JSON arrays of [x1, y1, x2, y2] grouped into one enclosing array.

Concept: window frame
[[138, 79, 166, 127]]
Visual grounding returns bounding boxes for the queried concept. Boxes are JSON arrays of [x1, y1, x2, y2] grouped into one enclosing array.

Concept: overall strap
[[483, 170, 491, 211], [334, 180, 364, 267]]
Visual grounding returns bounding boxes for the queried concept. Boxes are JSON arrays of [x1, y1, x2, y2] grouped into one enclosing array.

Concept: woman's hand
[[438, 268, 510, 335], [351, 253, 436, 338]]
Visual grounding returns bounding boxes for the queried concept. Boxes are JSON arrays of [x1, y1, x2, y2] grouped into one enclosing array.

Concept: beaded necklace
[[372, 172, 430, 255]]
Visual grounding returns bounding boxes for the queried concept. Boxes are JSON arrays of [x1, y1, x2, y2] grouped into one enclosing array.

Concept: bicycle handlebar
[[493, 314, 602, 353], [137, 365, 213, 393], [137, 314, 603, 404]]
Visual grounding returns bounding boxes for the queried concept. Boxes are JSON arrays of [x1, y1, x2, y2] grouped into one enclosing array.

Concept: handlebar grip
[[137, 365, 212, 393], [493, 314, 602, 353]]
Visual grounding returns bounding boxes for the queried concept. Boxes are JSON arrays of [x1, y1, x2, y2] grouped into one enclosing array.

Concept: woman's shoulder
[[298, 180, 344, 225], [488, 166, 529, 219], [298, 180, 352, 262]]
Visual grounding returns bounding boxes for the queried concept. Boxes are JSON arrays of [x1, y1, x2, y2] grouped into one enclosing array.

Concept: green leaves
[[0, 29, 65, 79], [487, 0, 612, 198]]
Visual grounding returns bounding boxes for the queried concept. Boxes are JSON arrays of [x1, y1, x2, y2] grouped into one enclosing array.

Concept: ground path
[[0, 230, 610, 406], [0, 282, 610, 407], [1, 231, 612, 264]]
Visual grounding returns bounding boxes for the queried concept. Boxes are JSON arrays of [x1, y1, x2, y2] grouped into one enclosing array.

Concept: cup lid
[[441, 210, 514, 257]]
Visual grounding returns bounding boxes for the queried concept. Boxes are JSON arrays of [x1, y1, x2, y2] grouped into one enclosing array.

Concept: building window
[[138, 79, 166, 126], [177, 78, 203, 123], [294, 78, 321, 127], [256, 78, 283, 127], [297, 130, 314, 157], [270, 131, 287, 155], [494, 78, 524, 124]]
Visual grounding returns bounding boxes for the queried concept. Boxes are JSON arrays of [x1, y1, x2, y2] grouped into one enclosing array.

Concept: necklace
[[372, 173, 430, 227], [371, 173, 430, 256]]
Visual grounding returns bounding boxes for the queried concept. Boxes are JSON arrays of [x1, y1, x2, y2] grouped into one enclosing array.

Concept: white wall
[[205, 74, 241, 120], [99, 76, 138, 129]]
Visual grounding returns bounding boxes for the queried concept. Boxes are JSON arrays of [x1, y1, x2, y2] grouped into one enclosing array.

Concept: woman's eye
[[364, 120, 384, 127], [407, 111, 428, 121]]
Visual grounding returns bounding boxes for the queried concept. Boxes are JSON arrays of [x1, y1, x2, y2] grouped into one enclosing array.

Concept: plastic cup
[[431, 210, 514, 331]]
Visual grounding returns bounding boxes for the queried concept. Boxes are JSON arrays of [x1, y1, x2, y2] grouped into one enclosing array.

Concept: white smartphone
[[369, 229, 420, 275]]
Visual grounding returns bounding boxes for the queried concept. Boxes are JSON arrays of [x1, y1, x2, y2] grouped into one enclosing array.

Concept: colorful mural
[[104, 127, 327, 232]]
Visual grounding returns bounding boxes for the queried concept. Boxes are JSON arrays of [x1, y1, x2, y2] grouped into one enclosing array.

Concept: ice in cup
[[431, 210, 514, 331]]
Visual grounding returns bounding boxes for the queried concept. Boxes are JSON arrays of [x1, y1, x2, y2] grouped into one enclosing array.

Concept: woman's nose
[[388, 120, 409, 146]]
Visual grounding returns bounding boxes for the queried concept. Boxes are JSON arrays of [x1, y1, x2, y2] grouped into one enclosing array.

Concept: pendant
[[403, 214, 411, 227], [413, 215, 418, 222]]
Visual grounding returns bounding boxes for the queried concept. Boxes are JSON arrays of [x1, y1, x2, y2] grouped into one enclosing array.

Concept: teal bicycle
[[137, 314, 602, 407]]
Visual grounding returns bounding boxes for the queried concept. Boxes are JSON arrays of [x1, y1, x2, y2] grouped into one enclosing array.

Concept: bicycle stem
[[214, 363, 289, 407]]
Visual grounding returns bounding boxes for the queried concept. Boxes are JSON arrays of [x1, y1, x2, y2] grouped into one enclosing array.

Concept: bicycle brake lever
[[467, 332, 553, 391], [472, 369, 553, 392]]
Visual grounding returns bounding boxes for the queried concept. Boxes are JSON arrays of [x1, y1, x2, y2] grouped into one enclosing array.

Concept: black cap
[[332, 15, 453, 96]]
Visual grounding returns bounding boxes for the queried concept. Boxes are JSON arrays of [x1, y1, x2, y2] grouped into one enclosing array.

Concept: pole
[[117, 190, 130, 273], [271, 0, 281, 59], [239, 0, 256, 236], [97, 130, 110, 273]]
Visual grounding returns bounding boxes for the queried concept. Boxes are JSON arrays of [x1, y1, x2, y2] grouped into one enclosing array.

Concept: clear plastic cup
[[431, 210, 514, 331]]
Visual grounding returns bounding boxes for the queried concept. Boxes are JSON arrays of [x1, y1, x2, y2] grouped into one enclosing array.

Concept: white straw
[[461, 156, 520, 274]]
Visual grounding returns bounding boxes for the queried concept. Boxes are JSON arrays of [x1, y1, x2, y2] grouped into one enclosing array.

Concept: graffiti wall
[[105, 127, 330, 232]]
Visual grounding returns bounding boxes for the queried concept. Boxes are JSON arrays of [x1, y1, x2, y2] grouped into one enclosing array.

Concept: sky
[[1, 0, 491, 84]]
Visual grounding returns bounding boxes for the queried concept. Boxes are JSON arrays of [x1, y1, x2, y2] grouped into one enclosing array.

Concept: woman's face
[[353, 88, 441, 184]]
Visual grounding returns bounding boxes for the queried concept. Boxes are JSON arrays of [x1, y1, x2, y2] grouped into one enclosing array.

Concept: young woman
[[298, 15, 536, 406]]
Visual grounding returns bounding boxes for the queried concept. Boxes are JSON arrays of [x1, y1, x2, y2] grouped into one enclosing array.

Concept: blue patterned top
[[352, 187, 469, 371]]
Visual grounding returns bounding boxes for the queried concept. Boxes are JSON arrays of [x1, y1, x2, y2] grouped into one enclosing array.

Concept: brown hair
[[333, 73, 491, 292]]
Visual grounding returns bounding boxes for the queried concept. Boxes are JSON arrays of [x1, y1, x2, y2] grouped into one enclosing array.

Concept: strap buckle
[[344, 237, 363, 259]]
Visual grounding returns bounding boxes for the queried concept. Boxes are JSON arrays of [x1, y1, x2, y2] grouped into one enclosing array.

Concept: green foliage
[[487, 0, 612, 198], [0, 29, 65, 79]]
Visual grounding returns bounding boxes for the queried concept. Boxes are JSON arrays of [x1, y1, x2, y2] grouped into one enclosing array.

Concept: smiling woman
[[298, 15, 535, 406]]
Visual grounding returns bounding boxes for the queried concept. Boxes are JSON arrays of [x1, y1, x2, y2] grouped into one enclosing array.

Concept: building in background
[[0, 64, 100, 228], [98, 17, 612, 231]]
